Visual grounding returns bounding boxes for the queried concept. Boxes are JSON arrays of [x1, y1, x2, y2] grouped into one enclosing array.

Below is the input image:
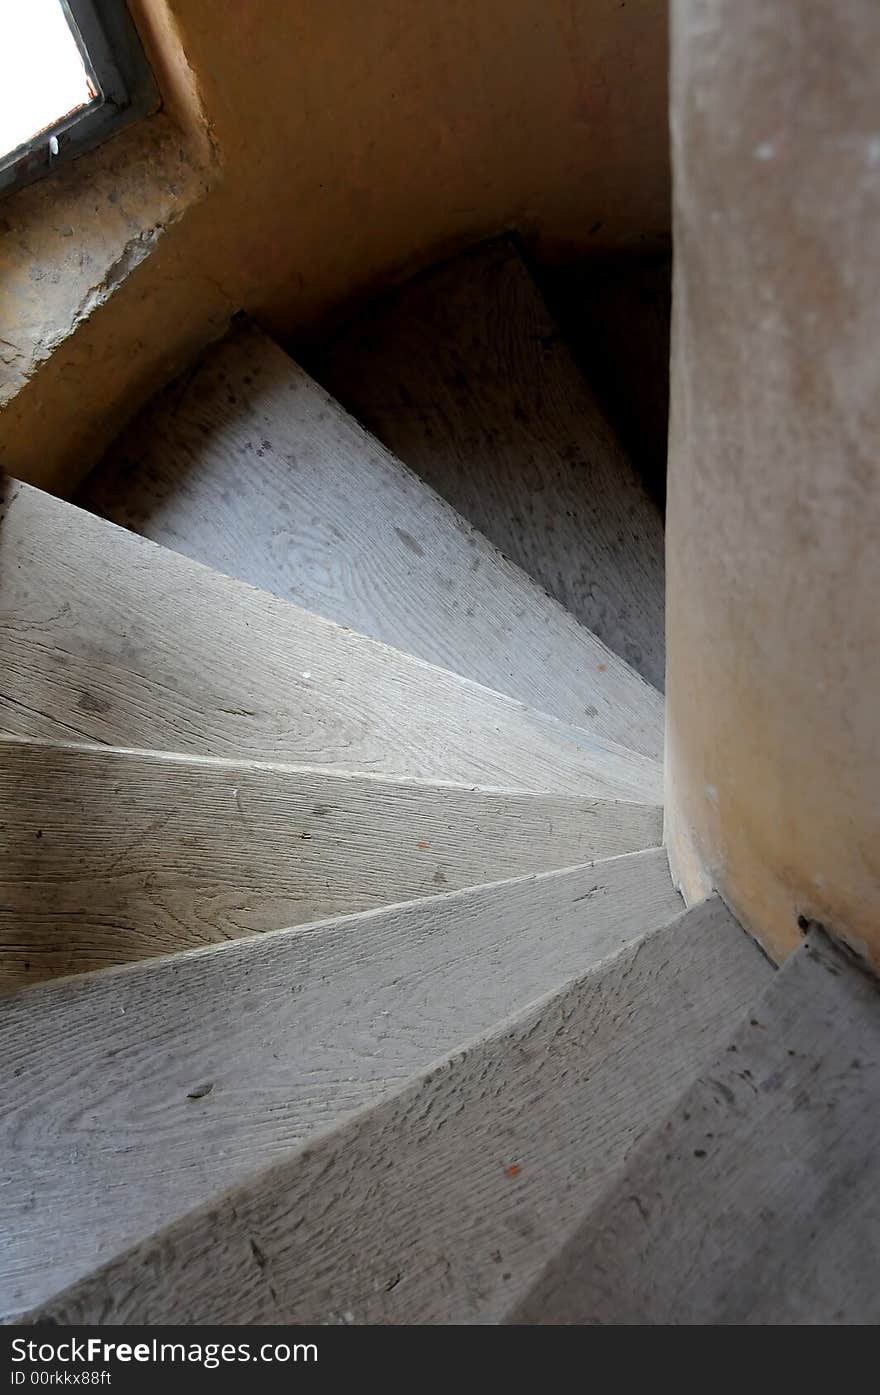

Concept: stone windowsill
[[0, 1, 219, 409]]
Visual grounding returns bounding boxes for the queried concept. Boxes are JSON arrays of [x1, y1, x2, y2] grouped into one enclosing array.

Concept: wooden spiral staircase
[[1, 237, 877, 1326]]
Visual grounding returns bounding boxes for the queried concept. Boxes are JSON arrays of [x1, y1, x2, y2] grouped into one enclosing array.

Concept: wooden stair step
[[0, 734, 661, 988], [79, 323, 663, 760], [0, 848, 681, 1319], [18, 899, 771, 1324], [313, 237, 667, 690], [0, 478, 661, 803], [513, 926, 880, 1324]]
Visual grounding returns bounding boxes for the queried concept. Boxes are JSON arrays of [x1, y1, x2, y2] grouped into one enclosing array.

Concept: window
[[0, 0, 157, 195]]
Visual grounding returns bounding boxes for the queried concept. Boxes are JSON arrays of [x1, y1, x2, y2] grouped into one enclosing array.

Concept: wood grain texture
[[79, 324, 664, 760], [0, 734, 661, 987], [0, 849, 682, 1318], [513, 927, 880, 1324], [18, 900, 771, 1324], [0, 479, 662, 803], [313, 238, 667, 689]]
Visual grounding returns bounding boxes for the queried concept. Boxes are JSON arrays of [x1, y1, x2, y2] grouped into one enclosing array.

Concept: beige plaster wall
[[665, 0, 880, 966], [0, 0, 670, 492]]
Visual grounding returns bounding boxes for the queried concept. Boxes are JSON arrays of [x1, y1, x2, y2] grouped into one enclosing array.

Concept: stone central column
[[665, 0, 880, 966]]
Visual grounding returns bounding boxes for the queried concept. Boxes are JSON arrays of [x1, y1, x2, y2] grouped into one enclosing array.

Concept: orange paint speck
[[598, 664, 607, 672], [504, 1163, 521, 1178], [417, 840, 429, 849]]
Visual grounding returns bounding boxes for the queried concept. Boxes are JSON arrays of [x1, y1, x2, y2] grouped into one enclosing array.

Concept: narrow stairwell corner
[[1, 0, 879, 1337]]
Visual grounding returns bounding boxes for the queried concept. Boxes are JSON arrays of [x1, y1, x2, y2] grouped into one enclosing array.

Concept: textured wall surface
[[0, 0, 670, 492], [665, 0, 880, 965]]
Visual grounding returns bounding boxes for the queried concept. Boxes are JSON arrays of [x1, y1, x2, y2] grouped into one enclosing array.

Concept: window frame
[[0, 0, 158, 197]]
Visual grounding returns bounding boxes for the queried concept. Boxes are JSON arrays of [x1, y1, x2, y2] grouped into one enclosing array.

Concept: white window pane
[[0, 0, 95, 160]]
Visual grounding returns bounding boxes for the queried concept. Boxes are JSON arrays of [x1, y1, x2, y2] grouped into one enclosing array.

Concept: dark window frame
[[0, 0, 158, 196]]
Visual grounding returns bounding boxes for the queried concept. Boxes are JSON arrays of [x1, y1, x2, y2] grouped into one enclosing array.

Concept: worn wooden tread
[[313, 238, 667, 689], [18, 899, 772, 1324], [0, 479, 661, 803], [513, 927, 880, 1325], [79, 324, 663, 760], [0, 734, 661, 987], [0, 848, 682, 1318]]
